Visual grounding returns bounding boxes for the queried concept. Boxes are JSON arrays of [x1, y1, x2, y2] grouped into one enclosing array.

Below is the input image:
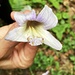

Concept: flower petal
[[43, 32, 62, 50], [36, 26, 62, 50], [5, 27, 28, 42], [29, 37, 43, 46], [24, 9, 36, 21], [14, 10, 36, 26], [42, 70, 49, 75], [36, 5, 58, 30], [14, 12, 26, 26]]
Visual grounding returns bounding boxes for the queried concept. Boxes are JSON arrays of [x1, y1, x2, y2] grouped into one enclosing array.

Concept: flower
[[5, 5, 62, 50], [42, 70, 49, 75]]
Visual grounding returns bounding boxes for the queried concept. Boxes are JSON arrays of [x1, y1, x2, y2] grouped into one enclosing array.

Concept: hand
[[0, 11, 38, 69]]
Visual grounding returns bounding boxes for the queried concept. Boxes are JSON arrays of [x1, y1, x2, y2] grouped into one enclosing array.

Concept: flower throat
[[26, 21, 42, 29]]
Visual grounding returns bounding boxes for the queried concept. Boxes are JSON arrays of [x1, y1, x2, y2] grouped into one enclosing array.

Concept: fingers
[[0, 43, 38, 69], [20, 43, 38, 68], [23, 43, 38, 60], [10, 11, 16, 20], [12, 43, 38, 69], [0, 24, 13, 39], [0, 58, 17, 69], [0, 39, 18, 58]]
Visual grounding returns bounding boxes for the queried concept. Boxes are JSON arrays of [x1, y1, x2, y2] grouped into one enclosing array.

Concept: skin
[[0, 11, 38, 69]]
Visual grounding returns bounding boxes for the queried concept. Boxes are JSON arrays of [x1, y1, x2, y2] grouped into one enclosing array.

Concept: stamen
[[27, 37, 32, 41], [27, 37, 44, 46]]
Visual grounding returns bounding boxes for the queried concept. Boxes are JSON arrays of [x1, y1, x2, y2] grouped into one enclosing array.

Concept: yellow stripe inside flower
[[22, 21, 44, 46]]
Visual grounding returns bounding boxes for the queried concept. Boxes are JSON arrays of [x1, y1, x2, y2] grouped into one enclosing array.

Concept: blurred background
[[0, 0, 75, 75]]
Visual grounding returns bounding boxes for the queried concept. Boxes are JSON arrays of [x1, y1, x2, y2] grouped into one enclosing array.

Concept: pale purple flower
[[42, 70, 49, 75], [5, 5, 62, 50]]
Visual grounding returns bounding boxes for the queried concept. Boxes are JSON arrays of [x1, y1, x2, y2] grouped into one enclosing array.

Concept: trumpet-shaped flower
[[5, 5, 62, 50]]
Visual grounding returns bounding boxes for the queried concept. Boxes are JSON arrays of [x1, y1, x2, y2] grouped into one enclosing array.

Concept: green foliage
[[52, 23, 70, 40], [30, 0, 46, 5], [69, 55, 75, 73], [62, 12, 69, 19], [54, 61, 60, 70], [48, 0, 60, 9], [9, 0, 26, 11], [70, 56, 75, 62], [60, 30, 75, 52], [56, 11, 69, 20], [9, 0, 46, 11], [50, 69, 74, 75], [73, 66, 75, 71], [50, 69, 62, 75], [30, 51, 54, 71], [52, 11, 70, 41], [56, 12, 62, 20], [73, 15, 75, 19]]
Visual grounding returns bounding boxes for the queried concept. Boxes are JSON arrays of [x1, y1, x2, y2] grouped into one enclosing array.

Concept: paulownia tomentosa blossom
[[5, 5, 62, 50]]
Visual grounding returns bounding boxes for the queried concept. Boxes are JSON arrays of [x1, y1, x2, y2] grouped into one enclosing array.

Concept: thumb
[[0, 23, 18, 58]]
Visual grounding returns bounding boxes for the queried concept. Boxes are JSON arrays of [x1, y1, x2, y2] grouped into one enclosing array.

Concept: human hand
[[0, 11, 38, 69]]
